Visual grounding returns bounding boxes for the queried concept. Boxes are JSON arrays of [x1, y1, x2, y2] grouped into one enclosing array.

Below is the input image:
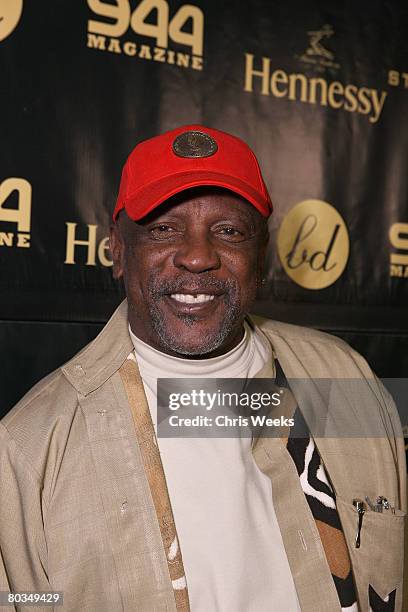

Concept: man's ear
[[256, 223, 270, 289], [109, 223, 125, 279]]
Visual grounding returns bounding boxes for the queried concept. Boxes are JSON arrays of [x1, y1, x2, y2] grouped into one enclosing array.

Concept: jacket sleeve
[[345, 339, 407, 511], [0, 423, 51, 603], [372, 375, 407, 512]]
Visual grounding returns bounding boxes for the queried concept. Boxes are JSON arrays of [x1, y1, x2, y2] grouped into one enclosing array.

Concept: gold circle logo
[[277, 199, 349, 289], [0, 0, 23, 43]]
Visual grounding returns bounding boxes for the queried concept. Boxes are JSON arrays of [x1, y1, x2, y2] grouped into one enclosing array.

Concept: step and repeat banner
[[0, 0, 407, 417]]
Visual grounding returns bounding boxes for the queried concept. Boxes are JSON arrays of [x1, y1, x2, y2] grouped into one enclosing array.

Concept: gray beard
[[147, 276, 242, 356]]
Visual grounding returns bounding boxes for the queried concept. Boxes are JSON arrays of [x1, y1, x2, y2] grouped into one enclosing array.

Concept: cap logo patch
[[172, 130, 218, 158]]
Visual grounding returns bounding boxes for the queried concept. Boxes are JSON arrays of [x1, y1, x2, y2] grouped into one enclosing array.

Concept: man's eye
[[217, 227, 245, 239], [149, 224, 175, 235]]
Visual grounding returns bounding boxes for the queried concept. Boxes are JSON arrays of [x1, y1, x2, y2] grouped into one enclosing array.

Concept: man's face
[[110, 187, 268, 358]]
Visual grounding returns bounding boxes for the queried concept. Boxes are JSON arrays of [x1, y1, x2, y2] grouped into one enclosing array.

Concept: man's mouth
[[170, 293, 216, 304], [163, 290, 223, 315]]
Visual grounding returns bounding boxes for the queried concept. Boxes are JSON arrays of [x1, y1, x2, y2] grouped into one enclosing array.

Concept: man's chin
[[155, 322, 228, 357], [150, 311, 235, 357], [147, 293, 243, 357]]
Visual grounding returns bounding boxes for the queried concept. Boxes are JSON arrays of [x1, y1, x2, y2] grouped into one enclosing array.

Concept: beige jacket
[[0, 300, 406, 612]]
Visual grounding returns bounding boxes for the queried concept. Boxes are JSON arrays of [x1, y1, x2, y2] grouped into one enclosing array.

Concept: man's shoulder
[[251, 315, 405, 445], [3, 340, 92, 432], [251, 314, 352, 350], [2, 299, 132, 432], [0, 365, 81, 484], [250, 314, 373, 379], [2, 324, 105, 435], [1, 299, 133, 475]]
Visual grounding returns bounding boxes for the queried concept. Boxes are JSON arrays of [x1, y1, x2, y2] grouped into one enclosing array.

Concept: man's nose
[[173, 232, 221, 273]]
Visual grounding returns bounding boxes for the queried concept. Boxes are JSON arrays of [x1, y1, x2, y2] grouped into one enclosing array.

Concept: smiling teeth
[[170, 294, 215, 304]]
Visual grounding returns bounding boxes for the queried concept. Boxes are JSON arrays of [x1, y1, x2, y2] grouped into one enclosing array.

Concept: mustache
[[148, 275, 238, 297]]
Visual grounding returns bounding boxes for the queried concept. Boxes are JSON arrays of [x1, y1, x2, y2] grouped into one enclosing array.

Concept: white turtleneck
[[130, 319, 300, 612]]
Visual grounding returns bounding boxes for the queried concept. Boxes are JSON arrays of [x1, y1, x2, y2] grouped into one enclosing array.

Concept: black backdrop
[[0, 0, 407, 421]]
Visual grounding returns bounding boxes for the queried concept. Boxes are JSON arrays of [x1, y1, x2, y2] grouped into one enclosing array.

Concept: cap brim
[[116, 170, 272, 221]]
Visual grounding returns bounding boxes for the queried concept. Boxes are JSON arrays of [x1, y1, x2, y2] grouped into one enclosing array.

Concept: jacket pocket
[[336, 496, 405, 611]]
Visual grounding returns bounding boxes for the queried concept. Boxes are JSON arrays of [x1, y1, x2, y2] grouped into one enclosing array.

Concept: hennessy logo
[[0, 0, 23, 42], [299, 23, 340, 70], [244, 54, 387, 123], [277, 199, 349, 289], [306, 24, 334, 61], [0, 178, 32, 248]]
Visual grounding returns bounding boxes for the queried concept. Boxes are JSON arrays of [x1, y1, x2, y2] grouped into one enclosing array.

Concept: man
[[0, 125, 405, 612]]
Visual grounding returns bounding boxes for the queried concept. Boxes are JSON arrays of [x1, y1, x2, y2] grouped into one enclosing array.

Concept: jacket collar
[[62, 299, 133, 396]]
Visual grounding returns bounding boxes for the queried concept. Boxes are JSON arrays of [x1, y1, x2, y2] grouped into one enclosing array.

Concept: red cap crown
[[113, 124, 272, 221]]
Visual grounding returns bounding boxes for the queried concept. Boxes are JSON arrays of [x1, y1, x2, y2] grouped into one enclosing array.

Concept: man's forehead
[[118, 187, 263, 229], [147, 187, 260, 219]]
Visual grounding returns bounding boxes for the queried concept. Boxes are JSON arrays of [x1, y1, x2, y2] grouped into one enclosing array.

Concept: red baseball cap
[[113, 124, 273, 221]]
